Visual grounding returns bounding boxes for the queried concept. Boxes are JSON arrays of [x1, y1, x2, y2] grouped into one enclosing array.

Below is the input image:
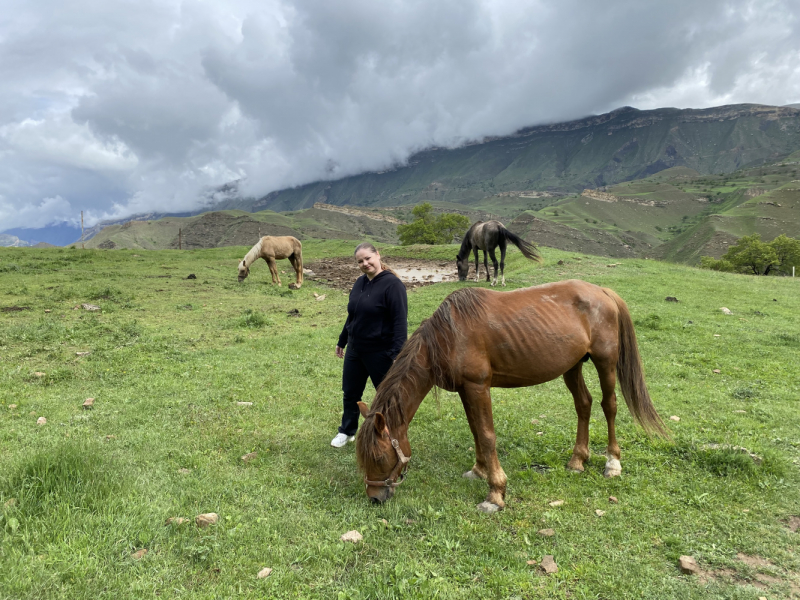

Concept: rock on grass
[[540, 555, 558, 574], [195, 513, 219, 528], [548, 500, 564, 507], [131, 549, 147, 560], [679, 555, 699, 575], [36, 417, 47, 425], [340, 530, 363, 543], [538, 528, 555, 537], [257, 567, 273, 579], [83, 398, 94, 409]]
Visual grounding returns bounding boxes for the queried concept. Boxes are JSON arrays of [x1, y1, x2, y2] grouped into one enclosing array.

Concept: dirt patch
[[692, 555, 800, 596], [785, 516, 800, 533], [1, 306, 32, 312], [306, 257, 457, 291]]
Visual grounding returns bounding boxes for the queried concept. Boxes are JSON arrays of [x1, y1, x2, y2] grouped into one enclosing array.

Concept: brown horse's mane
[[356, 287, 489, 469]]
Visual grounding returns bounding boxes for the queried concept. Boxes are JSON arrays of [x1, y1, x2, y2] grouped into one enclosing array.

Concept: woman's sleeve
[[386, 279, 408, 358]]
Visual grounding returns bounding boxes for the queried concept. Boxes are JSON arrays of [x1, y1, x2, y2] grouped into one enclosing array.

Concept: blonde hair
[[354, 242, 396, 276]]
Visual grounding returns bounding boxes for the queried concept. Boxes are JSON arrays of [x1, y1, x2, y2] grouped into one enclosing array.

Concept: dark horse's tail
[[500, 227, 543, 262], [603, 288, 669, 437]]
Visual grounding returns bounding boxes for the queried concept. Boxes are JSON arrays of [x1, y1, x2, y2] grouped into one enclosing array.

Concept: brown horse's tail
[[604, 288, 669, 438], [500, 227, 543, 263]]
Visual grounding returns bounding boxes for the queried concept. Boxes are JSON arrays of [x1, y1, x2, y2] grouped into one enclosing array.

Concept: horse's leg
[[594, 358, 622, 477], [498, 239, 507, 287], [266, 257, 281, 285], [563, 362, 593, 472], [473, 247, 480, 282], [458, 383, 507, 512], [488, 248, 499, 287], [289, 254, 302, 288], [483, 250, 490, 282]]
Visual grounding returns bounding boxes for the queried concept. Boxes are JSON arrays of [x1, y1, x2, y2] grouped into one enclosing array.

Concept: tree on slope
[[700, 233, 800, 275], [397, 203, 470, 245]]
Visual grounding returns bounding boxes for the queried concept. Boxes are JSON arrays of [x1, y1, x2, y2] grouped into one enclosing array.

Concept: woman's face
[[355, 248, 382, 279]]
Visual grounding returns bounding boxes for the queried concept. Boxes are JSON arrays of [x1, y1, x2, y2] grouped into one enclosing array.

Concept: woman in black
[[332, 243, 408, 447]]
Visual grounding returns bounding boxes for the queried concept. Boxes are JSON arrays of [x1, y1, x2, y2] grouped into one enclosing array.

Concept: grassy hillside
[[217, 104, 800, 213], [2, 244, 800, 598]]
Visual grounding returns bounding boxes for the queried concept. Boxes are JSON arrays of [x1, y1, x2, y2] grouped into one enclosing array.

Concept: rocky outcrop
[[312, 203, 404, 224]]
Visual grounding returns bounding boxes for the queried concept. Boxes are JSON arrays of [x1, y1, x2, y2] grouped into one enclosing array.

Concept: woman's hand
[[335, 345, 345, 359]]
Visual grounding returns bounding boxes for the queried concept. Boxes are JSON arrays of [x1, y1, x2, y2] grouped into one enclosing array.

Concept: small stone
[[379, 518, 389, 526], [34, 372, 45, 378], [678, 555, 699, 575], [241, 451, 257, 463], [178, 468, 191, 475], [83, 398, 94, 409], [131, 549, 147, 560], [76, 351, 91, 357], [595, 509, 606, 517], [315, 294, 326, 301], [713, 334, 721, 337], [712, 369, 721, 374], [720, 307, 733, 315], [82, 303, 101, 311], [165, 517, 189, 525], [539, 414, 546, 419], [540, 555, 558, 574], [548, 500, 564, 507], [538, 528, 555, 537], [476, 501, 501, 514], [537, 431, 544, 435], [257, 567, 273, 579], [608, 496, 618, 503], [186, 274, 197, 279], [36, 417, 47, 425], [526, 559, 538, 565], [670, 415, 680, 422], [531, 419, 539, 424], [8, 404, 17, 410], [44, 309, 51, 313], [340, 530, 363, 543], [195, 513, 219, 528], [665, 296, 679, 302], [236, 401, 253, 406]]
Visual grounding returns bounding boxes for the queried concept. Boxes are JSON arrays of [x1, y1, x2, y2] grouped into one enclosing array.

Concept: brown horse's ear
[[357, 401, 370, 418], [373, 411, 386, 434]]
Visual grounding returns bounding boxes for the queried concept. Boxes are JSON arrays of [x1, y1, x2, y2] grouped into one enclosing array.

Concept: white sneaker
[[331, 433, 355, 448]]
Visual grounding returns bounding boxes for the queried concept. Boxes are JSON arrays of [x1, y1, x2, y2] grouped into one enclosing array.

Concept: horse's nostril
[[370, 496, 382, 505]]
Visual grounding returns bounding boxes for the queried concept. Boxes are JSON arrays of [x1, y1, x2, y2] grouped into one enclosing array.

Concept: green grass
[[2, 244, 800, 599]]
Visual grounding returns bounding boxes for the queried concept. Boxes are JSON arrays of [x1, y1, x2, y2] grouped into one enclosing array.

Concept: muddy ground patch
[[305, 257, 458, 291]]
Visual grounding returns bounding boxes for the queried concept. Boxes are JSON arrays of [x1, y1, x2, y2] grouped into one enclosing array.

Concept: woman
[[332, 243, 408, 447]]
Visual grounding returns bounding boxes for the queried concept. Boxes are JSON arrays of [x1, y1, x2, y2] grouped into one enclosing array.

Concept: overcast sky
[[2, 0, 800, 230]]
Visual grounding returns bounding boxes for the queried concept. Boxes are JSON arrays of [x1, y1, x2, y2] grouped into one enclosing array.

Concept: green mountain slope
[[214, 104, 800, 214]]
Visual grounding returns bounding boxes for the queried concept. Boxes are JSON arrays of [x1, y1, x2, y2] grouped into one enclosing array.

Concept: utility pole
[[81, 211, 84, 249]]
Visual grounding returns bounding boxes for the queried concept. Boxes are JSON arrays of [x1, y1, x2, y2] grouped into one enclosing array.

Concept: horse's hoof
[[604, 458, 622, 478], [463, 470, 481, 480], [476, 501, 502, 514]]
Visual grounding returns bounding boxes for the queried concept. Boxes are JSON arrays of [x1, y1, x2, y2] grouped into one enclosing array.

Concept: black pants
[[339, 347, 394, 436]]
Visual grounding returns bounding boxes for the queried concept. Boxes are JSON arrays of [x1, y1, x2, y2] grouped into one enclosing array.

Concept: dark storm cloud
[[1, 0, 799, 229]]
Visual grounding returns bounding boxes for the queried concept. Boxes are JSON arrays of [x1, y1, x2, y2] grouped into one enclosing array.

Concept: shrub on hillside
[[397, 203, 470, 245]]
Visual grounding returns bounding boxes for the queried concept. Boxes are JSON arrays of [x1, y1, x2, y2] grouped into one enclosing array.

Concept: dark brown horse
[[456, 220, 541, 287], [356, 280, 667, 512]]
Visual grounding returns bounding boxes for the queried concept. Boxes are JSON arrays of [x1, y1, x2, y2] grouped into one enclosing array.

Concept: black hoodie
[[337, 270, 408, 357]]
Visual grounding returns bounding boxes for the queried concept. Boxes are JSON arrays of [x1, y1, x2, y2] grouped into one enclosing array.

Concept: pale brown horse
[[356, 280, 667, 512], [238, 236, 303, 288]]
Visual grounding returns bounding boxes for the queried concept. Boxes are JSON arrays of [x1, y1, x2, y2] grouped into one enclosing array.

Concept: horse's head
[[355, 402, 410, 504], [456, 253, 469, 281], [237, 260, 249, 282]]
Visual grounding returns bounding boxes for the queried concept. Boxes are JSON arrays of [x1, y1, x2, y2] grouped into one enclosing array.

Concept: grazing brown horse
[[238, 236, 303, 288], [356, 280, 667, 512], [456, 220, 541, 287]]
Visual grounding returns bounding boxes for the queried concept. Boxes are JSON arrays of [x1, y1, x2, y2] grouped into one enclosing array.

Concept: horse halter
[[364, 425, 410, 488]]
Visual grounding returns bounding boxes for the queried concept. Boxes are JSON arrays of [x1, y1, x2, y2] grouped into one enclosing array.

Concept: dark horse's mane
[[356, 287, 490, 467], [456, 222, 480, 260]]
